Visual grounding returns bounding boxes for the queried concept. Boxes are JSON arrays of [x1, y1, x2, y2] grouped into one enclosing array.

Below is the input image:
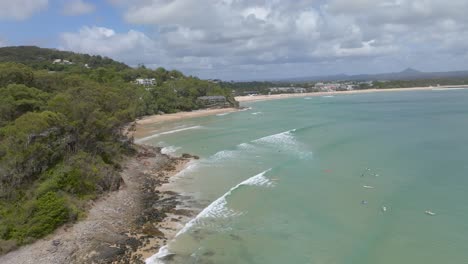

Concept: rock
[[91, 245, 125, 263], [124, 237, 141, 251], [171, 209, 193, 217], [181, 153, 199, 160], [141, 224, 165, 238]]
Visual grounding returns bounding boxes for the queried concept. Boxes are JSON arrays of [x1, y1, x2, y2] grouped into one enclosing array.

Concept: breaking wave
[[252, 129, 312, 159], [136, 126, 203, 143], [175, 168, 274, 236], [161, 146, 181, 155]]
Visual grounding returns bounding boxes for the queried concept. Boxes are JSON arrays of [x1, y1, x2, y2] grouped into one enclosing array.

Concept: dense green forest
[[0, 46, 237, 254]]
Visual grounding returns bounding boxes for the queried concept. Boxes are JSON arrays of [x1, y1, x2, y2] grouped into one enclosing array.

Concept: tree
[[0, 84, 49, 126], [0, 63, 34, 87]]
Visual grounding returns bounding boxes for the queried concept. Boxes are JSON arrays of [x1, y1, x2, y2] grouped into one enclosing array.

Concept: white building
[[135, 78, 157, 86], [315, 83, 340, 91], [52, 59, 73, 65], [269, 87, 306, 93]]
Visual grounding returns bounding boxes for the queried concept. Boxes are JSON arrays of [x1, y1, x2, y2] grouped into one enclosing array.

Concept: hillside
[[0, 46, 238, 255], [0, 46, 129, 71]]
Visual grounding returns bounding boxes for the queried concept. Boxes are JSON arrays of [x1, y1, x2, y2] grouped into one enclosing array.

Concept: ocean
[[141, 89, 468, 264]]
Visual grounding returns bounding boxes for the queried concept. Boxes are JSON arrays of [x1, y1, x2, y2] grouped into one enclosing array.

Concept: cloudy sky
[[1, 0, 468, 80]]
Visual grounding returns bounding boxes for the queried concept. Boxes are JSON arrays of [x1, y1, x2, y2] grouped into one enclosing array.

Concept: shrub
[[11, 192, 69, 242]]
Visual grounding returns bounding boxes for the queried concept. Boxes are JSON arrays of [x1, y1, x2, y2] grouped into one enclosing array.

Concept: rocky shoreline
[[0, 145, 198, 264]]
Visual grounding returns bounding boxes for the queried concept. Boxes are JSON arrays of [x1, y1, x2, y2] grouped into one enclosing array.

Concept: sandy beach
[[137, 108, 239, 125], [235, 85, 468, 103], [132, 108, 239, 139]]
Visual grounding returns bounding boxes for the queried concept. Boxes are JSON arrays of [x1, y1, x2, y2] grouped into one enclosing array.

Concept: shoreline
[[0, 107, 239, 264], [4, 86, 466, 263], [0, 145, 198, 264], [132, 107, 239, 139], [235, 85, 468, 103]]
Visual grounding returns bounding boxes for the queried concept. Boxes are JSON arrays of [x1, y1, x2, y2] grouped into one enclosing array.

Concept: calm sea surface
[[141, 89, 468, 264]]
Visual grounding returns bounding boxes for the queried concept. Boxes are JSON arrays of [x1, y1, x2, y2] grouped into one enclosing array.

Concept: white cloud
[[0, 0, 48, 21], [60, 26, 160, 64], [62, 0, 468, 80], [62, 0, 95, 16], [0, 38, 7, 47]]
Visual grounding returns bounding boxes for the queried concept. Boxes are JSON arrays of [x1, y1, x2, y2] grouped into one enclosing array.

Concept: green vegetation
[[0, 46, 129, 71], [220, 81, 318, 95], [221, 78, 468, 95], [369, 79, 468, 89], [0, 46, 237, 253]]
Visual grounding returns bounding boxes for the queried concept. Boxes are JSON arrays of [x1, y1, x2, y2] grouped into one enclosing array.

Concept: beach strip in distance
[[235, 85, 468, 103]]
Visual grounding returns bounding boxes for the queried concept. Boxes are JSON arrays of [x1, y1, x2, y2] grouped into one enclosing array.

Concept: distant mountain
[[400, 67, 421, 74], [279, 68, 468, 82], [0, 46, 129, 70]]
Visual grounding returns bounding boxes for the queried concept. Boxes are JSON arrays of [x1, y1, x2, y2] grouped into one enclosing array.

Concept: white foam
[[159, 126, 203, 135], [252, 129, 312, 159], [242, 169, 274, 187], [171, 160, 200, 178], [216, 112, 231, 116], [161, 146, 181, 155], [239, 107, 252, 112], [208, 149, 238, 162], [252, 129, 296, 142], [253, 129, 297, 145], [136, 126, 203, 143], [146, 246, 172, 264], [251, 112, 263, 115], [237, 142, 255, 150], [204, 141, 258, 163], [175, 169, 273, 237], [322, 95, 335, 98]]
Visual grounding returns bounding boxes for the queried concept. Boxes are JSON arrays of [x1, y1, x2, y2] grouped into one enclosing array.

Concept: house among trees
[[197, 96, 229, 108], [135, 78, 156, 86], [52, 59, 74, 65]]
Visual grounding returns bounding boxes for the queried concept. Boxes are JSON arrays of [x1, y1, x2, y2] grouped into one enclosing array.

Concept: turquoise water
[[142, 89, 468, 264]]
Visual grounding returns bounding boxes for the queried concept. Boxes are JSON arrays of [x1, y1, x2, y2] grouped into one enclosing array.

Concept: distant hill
[[280, 68, 468, 82], [0, 46, 129, 70]]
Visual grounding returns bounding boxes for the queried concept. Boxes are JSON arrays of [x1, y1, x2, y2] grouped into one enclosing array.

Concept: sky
[[1, 0, 468, 80]]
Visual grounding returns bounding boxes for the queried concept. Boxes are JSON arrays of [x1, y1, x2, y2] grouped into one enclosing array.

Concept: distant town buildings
[[314, 82, 357, 91], [243, 91, 260, 96], [315, 82, 340, 91], [269, 87, 306, 93], [135, 78, 157, 86]]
